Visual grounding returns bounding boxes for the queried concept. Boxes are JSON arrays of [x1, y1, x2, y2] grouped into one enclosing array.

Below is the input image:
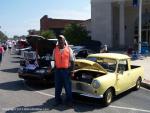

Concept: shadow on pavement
[[3, 84, 137, 113], [0, 68, 19, 73], [24, 80, 54, 90], [0, 80, 28, 91], [0, 80, 53, 91], [112, 88, 133, 102], [5, 97, 105, 113]]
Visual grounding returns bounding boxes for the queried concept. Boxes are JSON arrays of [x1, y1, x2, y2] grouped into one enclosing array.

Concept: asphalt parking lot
[[0, 52, 150, 113]]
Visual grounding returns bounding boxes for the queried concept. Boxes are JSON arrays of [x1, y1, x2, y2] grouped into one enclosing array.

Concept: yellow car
[[72, 53, 144, 106]]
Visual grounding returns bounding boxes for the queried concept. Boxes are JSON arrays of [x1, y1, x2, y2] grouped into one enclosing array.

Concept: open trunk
[[26, 35, 57, 57], [72, 70, 105, 84], [20, 35, 57, 67]]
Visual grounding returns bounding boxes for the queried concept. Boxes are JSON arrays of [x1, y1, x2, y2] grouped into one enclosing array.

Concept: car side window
[[118, 60, 128, 72]]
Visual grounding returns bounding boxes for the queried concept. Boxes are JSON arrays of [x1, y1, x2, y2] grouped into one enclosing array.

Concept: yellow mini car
[[72, 53, 144, 106]]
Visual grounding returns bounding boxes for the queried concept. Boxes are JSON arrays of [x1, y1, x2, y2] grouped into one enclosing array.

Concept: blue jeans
[[55, 69, 72, 103]]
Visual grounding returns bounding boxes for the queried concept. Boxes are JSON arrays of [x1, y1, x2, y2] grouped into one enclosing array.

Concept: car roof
[[88, 53, 130, 60]]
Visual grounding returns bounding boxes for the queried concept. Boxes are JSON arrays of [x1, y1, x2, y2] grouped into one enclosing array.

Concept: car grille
[[72, 81, 94, 93]]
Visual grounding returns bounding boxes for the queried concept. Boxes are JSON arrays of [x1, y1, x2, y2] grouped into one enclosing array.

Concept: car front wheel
[[103, 88, 113, 106]]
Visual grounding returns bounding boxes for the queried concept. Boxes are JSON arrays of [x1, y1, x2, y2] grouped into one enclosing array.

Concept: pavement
[[131, 55, 150, 90]]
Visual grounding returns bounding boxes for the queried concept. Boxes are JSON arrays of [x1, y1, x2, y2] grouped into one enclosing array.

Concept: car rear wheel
[[103, 88, 113, 106], [135, 77, 142, 90]]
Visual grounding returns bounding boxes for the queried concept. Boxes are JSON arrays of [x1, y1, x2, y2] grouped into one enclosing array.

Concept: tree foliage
[[0, 31, 8, 41], [63, 23, 90, 45], [13, 35, 19, 40], [40, 30, 56, 39]]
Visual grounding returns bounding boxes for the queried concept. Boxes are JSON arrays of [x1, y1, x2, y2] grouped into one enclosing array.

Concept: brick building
[[40, 15, 86, 36]]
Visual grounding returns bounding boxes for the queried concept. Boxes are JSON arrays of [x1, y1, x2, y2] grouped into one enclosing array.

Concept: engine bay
[[72, 70, 105, 84]]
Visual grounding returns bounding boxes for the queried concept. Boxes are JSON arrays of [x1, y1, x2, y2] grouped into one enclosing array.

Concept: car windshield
[[86, 57, 117, 72]]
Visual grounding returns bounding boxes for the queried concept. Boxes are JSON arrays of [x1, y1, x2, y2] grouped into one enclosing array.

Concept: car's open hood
[[75, 59, 107, 74], [26, 35, 57, 57]]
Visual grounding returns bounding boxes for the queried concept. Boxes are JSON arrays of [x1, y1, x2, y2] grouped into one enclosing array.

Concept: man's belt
[[56, 68, 68, 70]]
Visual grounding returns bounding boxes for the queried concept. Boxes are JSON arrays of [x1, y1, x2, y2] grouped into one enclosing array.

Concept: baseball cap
[[57, 35, 65, 40]]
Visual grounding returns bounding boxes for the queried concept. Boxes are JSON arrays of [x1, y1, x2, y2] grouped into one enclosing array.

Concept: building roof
[[40, 15, 85, 29], [47, 19, 84, 28]]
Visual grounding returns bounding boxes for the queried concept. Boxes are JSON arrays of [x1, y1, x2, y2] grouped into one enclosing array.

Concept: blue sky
[[0, 0, 91, 38]]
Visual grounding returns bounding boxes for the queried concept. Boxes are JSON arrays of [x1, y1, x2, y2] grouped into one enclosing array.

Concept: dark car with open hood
[[18, 35, 57, 84]]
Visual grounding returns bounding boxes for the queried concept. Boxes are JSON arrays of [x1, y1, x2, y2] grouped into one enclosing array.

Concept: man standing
[[53, 35, 75, 106]]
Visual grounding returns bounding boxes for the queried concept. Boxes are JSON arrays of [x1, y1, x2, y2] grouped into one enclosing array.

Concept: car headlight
[[92, 80, 100, 89], [35, 69, 46, 74]]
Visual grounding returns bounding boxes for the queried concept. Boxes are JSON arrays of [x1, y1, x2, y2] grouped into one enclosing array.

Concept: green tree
[[0, 31, 8, 42], [63, 23, 90, 45], [13, 35, 19, 40], [40, 30, 56, 39]]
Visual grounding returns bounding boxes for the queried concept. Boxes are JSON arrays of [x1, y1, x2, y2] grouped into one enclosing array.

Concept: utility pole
[[138, 0, 142, 54]]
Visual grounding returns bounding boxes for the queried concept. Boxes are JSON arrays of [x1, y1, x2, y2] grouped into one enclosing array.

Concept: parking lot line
[[110, 105, 150, 113], [35, 91, 55, 97]]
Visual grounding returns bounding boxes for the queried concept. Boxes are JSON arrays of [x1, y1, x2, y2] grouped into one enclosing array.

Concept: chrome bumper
[[72, 81, 103, 99]]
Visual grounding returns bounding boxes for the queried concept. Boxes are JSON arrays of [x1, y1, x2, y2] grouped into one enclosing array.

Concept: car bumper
[[18, 68, 54, 81], [19, 73, 44, 80], [72, 81, 103, 98]]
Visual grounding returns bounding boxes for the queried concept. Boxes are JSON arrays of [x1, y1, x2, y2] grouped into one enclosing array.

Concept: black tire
[[103, 88, 113, 106], [135, 77, 142, 90]]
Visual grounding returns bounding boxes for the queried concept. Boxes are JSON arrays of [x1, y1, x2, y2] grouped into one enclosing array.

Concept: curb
[[141, 81, 150, 90]]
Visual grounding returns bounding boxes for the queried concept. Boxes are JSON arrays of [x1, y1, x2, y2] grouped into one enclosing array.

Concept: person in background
[[133, 38, 137, 50], [7, 40, 13, 53], [52, 35, 75, 107], [2, 43, 7, 52], [100, 44, 108, 53], [0, 44, 4, 65], [127, 46, 133, 56]]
